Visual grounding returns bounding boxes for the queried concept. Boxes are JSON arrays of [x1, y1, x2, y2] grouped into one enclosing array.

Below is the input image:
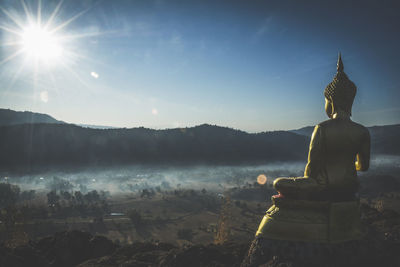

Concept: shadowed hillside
[[0, 108, 64, 126], [0, 109, 399, 171], [0, 123, 309, 170]]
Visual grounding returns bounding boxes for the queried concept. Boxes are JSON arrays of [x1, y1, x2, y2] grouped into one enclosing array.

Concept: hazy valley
[[0, 108, 399, 266]]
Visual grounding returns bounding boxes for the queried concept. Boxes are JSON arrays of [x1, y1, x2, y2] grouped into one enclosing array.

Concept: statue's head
[[324, 53, 357, 118]]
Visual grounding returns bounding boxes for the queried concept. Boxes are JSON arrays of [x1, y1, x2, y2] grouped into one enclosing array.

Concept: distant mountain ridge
[[78, 124, 117, 129], [0, 108, 123, 129], [289, 126, 315, 137], [0, 108, 64, 126], [0, 108, 398, 171], [1, 108, 399, 136], [0, 123, 309, 170]]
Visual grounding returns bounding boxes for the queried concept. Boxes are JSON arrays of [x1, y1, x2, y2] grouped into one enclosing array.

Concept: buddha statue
[[273, 53, 370, 201], [253, 54, 371, 244]]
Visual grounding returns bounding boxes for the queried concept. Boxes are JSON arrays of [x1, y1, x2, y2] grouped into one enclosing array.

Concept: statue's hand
[[355, 161, 361, 171]]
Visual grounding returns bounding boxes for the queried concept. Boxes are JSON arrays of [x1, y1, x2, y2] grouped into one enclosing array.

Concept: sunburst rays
[[0, 0, 109, 104]]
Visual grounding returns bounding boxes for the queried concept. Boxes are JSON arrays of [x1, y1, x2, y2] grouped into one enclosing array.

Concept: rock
[[89, 235, 116, 259], [160, 242, 248, 267], [36, 230, 94, 266], [0, 243, 48, 267], [79, 241, 248, 267], [1, 202, 399, 267], [78, 242, 175, 267]]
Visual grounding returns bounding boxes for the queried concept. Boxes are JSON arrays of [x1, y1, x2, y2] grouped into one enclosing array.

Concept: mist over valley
[[1, 110, 399, 267]]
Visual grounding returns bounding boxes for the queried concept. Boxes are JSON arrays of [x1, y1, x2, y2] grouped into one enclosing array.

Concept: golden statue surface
[[256, 54, 371, 243]]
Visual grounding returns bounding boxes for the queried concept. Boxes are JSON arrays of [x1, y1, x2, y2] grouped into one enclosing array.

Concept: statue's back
[[320, 118, 370, 194]]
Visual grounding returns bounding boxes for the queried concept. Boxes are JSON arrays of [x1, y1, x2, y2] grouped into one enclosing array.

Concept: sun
[[0, 0, 92, 68], [0, 0, 107, 95], [21, 24, 63, 62]]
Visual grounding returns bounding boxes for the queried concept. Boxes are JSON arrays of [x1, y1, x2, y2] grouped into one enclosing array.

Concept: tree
[[215, 195, 231, 244], [177, 228, 194, 242], [47, 191, 60, 206], [61, 191, 72, 201], [127, 209, 142, 227], [140, 189, 154, 198], [19, 190, 36, 201], [0, 183, 20, 208], [49, 177, 73, 193], [84, 190, 100, 203], [74, 191, 84, 204]]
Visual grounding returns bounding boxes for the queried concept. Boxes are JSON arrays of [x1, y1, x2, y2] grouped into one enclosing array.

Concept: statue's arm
[[355, 129, 370, 171], [304, 125, 323, 179]]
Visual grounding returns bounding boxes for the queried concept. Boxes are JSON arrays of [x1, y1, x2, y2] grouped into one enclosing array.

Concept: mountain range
[[0, 108, 64, 126], [0, 108, 398, 171]]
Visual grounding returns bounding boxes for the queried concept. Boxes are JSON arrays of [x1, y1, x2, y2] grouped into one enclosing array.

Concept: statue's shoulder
[[307, 120, 330, 136], [316, 119, 332, 128], [318, 119, 366, 129], [319, 119, 369, 138], [338, 119, 367, 132], [309, 120, 330, 137], [351, 121, 370, 137]]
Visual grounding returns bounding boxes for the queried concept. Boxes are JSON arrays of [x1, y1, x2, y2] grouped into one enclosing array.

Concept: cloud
[[170, 33, 182, 46], [161, 32, 184, 51], [252, 16, 273, 43]]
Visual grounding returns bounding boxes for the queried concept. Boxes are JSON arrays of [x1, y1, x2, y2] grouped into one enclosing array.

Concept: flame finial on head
[[337, 52, 344, 72]]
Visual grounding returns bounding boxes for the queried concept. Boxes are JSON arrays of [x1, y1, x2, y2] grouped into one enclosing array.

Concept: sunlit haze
[[1, 0, 399, 132]]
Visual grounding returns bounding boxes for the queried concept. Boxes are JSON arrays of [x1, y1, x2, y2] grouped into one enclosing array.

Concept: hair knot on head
[[324, 53, 357, 115]]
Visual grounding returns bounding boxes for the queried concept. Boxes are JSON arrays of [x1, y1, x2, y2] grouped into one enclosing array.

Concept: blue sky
[[0, 0, 399, 132]]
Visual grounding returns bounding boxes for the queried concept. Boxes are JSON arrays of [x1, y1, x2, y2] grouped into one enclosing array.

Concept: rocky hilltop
[[1, 202, 399, 267]]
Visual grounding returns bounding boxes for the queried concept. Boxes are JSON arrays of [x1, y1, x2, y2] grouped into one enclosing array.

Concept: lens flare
[[90, 71, 99, 79], [40, 91, 49, 103], [257, 174, 267, 185]]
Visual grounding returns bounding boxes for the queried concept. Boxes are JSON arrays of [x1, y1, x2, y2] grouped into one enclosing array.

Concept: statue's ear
[[325, 97, 334, 118], [330, 98, 336, 117]]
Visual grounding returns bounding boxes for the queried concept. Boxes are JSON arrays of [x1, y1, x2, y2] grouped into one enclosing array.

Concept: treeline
[[0, 182, 110, 233], [0, 123, 309, 169]]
